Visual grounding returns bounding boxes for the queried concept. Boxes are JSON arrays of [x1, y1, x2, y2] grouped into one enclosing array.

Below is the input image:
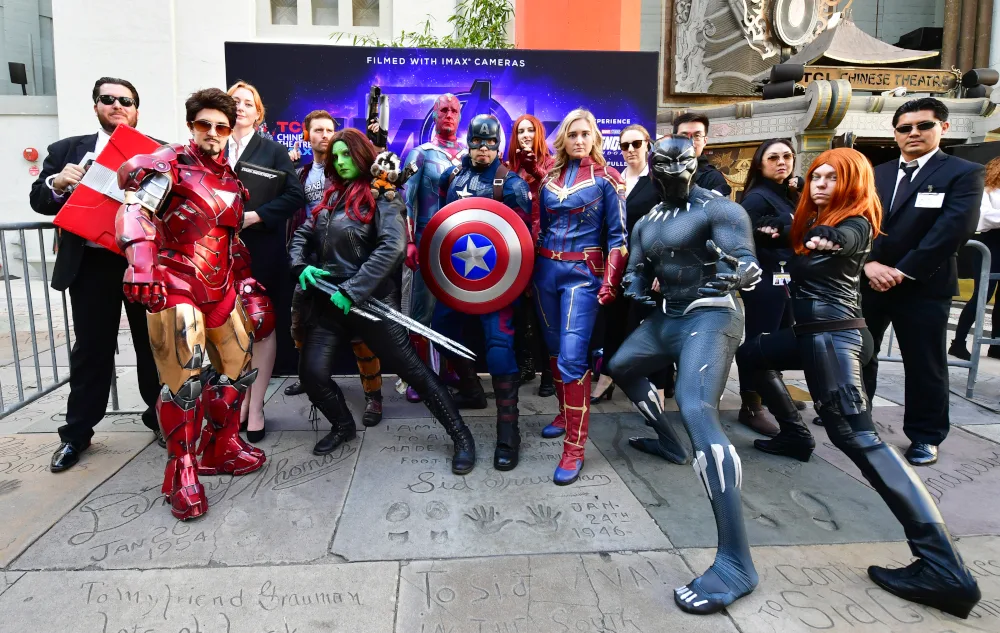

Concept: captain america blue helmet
[[467, 114, 502, 150]]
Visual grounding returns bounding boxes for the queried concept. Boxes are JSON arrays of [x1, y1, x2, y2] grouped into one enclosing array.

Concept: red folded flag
[[53, 124, 160, 254]]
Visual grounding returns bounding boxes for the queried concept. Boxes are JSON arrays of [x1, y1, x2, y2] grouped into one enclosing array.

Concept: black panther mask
[[649, 135, 699, 202], [466, 114, 502, 150]]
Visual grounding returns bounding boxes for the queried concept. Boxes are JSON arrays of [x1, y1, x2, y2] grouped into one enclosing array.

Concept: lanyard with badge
[[773, 261, 791, 286]]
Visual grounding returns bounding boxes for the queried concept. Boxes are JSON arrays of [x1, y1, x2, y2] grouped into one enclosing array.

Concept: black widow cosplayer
[[736, 148, 980, 618], [288, 128, 476, 474]]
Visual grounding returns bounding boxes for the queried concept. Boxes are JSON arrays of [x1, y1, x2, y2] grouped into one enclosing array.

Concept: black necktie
[[890, 161, 919, 215]]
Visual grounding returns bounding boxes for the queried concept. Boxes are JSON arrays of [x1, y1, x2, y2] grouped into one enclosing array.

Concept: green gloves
[[299, 266, 351, 314], [331, 291, 352, 314], [299, 265, 331, 290]]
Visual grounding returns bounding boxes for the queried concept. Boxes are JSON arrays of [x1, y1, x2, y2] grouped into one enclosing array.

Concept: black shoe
[[949, 340, 972, 361], [153, 428, 167, 449], [590, 382, 614, 404], [362, 392, 383, 427], [51, 441, 88, 472], [493, 373, 521, 471], [904, 442, 938, 466], [628, 436, 689, 464], [868, 560, 980, 619], [247, 426, 266, 444], [312, 388, 357, 455], [537, 367, 556, 397], [754, 432, 816, 462], [794, 400, 808, 411], [284, 380, 306, 396], [451, 425, 477, 475]]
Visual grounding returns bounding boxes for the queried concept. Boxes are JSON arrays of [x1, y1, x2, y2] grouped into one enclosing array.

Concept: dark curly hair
[[184, 88, 237, 127]]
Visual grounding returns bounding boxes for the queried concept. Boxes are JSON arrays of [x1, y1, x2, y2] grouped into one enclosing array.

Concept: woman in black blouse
[[228, 81, 307, 442], [735, 139, 802, 435]]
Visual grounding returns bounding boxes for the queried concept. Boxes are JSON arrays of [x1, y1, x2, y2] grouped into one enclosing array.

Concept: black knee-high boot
[[312, 383, 357, 455], [419, 385, 477, 475], [492, 373, 521, 470], [752, 370, 815, 462], [834, 431, 980, 618]]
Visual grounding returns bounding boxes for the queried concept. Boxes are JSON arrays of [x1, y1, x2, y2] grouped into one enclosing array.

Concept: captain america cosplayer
[[533, 109, 628, 485], [433, 114, 532, 470], [608, 135, 763, 614], [402, 94, 467, 402]]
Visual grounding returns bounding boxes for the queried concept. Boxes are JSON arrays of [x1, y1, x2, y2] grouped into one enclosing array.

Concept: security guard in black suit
[[29, 77, 162, 472], [862, 98, 985, 466]]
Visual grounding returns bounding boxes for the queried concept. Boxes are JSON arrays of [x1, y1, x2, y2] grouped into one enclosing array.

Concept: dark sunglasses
[[621, 140, 645, 151], [96, 94, 136, 108], [190, 119, 233, 137], [894, 121, 938, 134]]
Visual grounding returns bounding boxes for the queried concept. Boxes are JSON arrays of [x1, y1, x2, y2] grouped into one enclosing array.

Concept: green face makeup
[[331, 140, 361, 180]]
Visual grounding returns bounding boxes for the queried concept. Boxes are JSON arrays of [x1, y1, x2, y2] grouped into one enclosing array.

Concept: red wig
[[506, 114, 551, 173], [316, 128, 377, 224], [789, 148, 883, 256]]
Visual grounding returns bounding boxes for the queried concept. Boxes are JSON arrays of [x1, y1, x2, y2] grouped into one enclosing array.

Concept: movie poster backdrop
[[224, 43, 659, 171], [223, 43, 658, 374]]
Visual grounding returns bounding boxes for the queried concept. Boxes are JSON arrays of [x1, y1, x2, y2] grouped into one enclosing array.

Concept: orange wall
[[515, 0, 642, 51]]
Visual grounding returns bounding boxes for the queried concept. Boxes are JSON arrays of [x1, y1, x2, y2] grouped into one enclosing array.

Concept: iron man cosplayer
[[114, 88, 270, 521]]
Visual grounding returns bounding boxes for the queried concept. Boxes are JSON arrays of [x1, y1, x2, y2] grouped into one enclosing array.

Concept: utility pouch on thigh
[[583, 247, 605, 277]]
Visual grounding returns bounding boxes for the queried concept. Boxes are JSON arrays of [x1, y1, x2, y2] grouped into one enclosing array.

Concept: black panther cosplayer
[[289, 128, 476, 474], [608, 135, 763, 615], [736, 147, 980, 619]]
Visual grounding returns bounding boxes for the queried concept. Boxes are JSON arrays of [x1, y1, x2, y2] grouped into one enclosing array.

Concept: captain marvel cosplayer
[[533, 108, 628, 485], [115, 88, 270, 521]]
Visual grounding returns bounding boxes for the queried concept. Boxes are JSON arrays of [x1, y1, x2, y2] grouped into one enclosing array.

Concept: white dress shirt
[[623, 163, 649, 197], [227, 130, 254, 170], [85, 129, 112, 247]]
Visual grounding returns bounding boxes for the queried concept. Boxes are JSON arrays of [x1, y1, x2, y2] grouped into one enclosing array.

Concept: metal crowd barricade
[[0, 221, 138, 419], [879, 239, 995, 398]]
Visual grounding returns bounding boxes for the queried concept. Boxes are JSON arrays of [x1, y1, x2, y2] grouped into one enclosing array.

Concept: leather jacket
[[761, 216, 872, 323], [288, 192, 406, 304]]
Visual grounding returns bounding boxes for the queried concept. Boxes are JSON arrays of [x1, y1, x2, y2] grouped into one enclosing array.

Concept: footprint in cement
[[425, 501, 449, 520], [742, 497, 778, 529], [386, 501, 411, 523], [791, 490, 839, 531]]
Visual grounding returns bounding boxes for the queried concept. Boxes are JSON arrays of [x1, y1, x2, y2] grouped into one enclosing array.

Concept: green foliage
[[334, 0, 515, 49]]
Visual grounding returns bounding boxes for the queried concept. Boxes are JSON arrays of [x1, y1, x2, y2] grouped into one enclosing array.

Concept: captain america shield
[[419, 197, 534, 315]]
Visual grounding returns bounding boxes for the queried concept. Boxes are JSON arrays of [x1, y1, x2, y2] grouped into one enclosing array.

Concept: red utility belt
[[537, 246, 605, 277]]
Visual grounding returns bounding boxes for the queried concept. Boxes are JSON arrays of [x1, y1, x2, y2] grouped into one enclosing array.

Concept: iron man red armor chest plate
[[157, 146, 246, 304]]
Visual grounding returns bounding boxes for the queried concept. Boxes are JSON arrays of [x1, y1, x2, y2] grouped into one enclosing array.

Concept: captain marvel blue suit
[[534, 154, 628, 484]]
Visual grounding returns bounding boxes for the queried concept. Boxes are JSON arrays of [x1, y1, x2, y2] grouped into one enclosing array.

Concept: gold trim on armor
[[147, 305, 206, 394], [205, 300, 254, 382]]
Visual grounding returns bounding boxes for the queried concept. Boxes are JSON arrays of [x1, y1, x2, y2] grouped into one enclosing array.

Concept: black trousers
[[738, 325, 875, 436], [737, 273, 792, 392], [862, 287, 951, 445], [299, 299, 462, 425], [59, 247, 160, 447]]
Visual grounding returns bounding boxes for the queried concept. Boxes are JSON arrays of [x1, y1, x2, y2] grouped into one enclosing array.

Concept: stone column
[[975, 0, 995, 68], [942, 0, 962, 70], [959, 0, 980, 72]]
